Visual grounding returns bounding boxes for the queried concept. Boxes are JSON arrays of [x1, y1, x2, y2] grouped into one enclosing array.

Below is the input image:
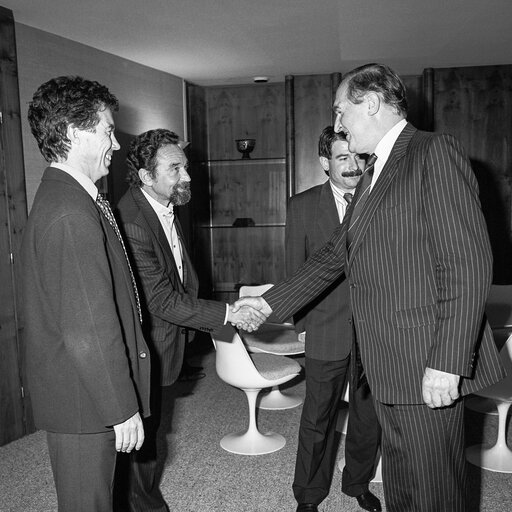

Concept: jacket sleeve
[[285, 196, 308, 333], [122, 221, 226, 332], [422, 134, 493, 376]]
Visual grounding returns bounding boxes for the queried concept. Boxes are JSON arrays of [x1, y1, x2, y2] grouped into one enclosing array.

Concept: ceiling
[[3, 0, 512, 86]]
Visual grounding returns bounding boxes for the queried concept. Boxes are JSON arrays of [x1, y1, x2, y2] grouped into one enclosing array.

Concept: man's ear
[[66, 124, 80, 145], [366, 91, 381, 116], [319, 156, 330, 172], [138, 168, 152, 186]]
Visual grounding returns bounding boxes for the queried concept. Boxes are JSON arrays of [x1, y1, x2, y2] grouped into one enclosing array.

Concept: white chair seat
[[212, 324, 301, 455], [241, 324, 305, 356], [238, 284, 305, 410]]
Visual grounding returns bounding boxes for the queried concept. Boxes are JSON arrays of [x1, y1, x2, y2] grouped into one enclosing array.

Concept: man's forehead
[[158, 144, 186, 161], [332, 139, 350, 154]]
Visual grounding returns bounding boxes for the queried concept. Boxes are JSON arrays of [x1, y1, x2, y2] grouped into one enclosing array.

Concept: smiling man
[[234, 63, 505, 512], [21, 76, 150, 512], [115, 128, 264, 512]]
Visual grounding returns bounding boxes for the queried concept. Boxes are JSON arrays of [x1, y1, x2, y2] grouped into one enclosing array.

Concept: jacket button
[[350, 283, 357, 289], [139, 351, 147, 359]]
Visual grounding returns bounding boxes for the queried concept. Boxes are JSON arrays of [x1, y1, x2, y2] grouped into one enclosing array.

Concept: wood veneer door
[[0, 6, 32, 446], [431, 65, 512, 283]]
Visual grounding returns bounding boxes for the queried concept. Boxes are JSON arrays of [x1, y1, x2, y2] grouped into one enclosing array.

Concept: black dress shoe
[[356, 490, 382, 512], [296, 504, 318, 512]]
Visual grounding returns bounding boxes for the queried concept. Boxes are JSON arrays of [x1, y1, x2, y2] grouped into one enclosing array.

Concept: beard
[[169, 181, 191, 205]]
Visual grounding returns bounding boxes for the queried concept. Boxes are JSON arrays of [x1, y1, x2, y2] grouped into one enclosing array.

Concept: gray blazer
[[286, 180, 352, 360]]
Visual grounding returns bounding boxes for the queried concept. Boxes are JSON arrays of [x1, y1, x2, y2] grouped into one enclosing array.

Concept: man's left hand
[[422, 367, 460, 408]]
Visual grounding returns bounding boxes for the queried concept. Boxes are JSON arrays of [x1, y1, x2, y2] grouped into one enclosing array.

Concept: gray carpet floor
[[1, 349, 511, 512]]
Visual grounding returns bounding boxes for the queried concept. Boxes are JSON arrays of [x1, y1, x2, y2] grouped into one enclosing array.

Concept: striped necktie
[[96, 194, 142, 323], [346, 154, 377, 249]]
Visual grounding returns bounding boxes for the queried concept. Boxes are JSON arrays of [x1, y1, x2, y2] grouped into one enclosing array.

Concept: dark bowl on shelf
[[235, 138, 256, 159]]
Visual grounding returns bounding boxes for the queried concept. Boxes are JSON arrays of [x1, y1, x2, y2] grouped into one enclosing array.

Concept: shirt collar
[[141, 187, 173, 217], [51, 162, 98, 200], [374, 118, 407, 167]]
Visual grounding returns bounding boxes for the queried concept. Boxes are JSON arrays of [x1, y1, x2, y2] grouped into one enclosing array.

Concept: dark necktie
[[343, 192, 353, 205], [346, 154, 377, 249], [96, 194, 142, 323]]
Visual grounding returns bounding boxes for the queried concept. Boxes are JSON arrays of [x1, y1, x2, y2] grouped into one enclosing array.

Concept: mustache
[[341, 170, 363, 177]]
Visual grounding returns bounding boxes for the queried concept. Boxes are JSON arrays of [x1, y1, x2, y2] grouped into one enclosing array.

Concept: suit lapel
[[316, 182, 340, 242], [348, 123, 416, 263], [131, 187, 186, 291]]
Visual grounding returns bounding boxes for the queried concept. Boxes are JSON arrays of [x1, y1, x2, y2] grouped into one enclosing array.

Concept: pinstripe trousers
[[373, 399, 467, 512]]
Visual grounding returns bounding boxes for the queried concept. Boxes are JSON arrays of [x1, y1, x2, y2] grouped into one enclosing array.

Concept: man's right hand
[[113, 412, 144, 452]]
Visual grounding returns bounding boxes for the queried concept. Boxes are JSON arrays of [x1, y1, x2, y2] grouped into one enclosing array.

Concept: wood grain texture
[[0, 6, 32, 446], [432, 65, 512, 283]]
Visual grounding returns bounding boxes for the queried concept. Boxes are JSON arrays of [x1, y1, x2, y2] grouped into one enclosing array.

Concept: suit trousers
[[374, 398, 467, 512], [293, 356, 380, 505], [116, 384, 172, 512], [47, 430, 117, 512]]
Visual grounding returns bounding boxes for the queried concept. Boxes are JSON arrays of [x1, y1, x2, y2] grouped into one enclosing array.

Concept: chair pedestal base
[[466, 443, 512, 473], [466, 401, 512, 473], [220, 430, 286, 455], [258, 387, 303, 410]]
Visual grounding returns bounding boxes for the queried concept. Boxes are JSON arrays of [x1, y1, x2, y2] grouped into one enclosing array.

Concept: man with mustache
[[287, 127, 381, 512], [116, 129, 263, 511]]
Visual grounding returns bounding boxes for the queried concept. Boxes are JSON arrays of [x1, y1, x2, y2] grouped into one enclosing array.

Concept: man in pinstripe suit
[[235, 63, 505, 511], [116, 129, 264, 512], [287, 127, 381, 512]]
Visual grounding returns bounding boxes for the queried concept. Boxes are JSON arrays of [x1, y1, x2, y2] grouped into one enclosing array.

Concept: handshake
[[227, 296, 273, 332]]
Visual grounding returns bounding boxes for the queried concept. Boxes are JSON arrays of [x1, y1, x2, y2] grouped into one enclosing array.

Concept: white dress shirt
[[370, 118, 408, 191]]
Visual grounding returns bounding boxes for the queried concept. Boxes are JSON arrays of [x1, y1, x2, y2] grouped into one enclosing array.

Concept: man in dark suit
[[116, 128, 263, 512], [287, 127, 381, 512], [21, 76, 151, 512], [235, 63, 505, 512]]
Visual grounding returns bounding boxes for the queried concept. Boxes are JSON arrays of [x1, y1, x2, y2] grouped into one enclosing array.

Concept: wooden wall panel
[[293, 74, 334, 194], [432, 65, 512, 283], [0, 6, 32, 446], [206, 83, 285, 160]]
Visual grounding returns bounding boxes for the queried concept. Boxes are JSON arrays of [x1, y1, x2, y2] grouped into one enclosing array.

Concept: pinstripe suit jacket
[[286, 181, 352, 360], [265, 123, 504, 404], [116, 187, 226, 386]]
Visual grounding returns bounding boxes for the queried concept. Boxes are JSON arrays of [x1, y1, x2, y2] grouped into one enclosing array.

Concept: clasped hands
[[227, 296, 273, 332]]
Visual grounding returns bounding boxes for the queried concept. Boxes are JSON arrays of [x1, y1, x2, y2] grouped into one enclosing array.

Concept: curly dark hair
[[126, 129, 181, 187], [343, 63, 408, 117], [27, 76, 119, 163], [318, 126, 347, 159]]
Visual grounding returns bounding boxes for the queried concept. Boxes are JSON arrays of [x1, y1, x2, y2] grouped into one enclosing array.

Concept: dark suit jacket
[[21, 167, 151, 433], [265, 124, 505, 404], [286, 181, 351, 360], [116, 186, 226, 386]]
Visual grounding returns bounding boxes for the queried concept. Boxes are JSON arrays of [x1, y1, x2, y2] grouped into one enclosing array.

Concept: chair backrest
[[211, 324, 267, 388], [239, 284, 292, 325], [486, 285, 512, 329]]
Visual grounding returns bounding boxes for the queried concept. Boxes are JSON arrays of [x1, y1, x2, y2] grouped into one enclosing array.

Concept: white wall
[[14, 23, 185, 209]]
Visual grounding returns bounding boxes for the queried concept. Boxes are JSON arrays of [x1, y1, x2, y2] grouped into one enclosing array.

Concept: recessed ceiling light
[[253, 76, 269, 83]]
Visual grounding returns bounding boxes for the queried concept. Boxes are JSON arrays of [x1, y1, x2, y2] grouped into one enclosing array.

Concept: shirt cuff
[[223, 303, 230, 325]]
